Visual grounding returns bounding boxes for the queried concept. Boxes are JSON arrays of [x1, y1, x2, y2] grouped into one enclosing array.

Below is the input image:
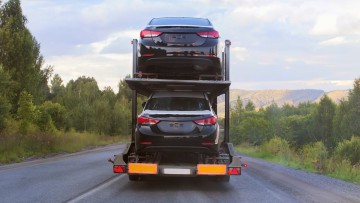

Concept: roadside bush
[[261, 136, 291, 162], [334, 136, 360, 165], [34, 108, 57, 132], [326, 158, 360, 184], [301, 141, 328, 171]]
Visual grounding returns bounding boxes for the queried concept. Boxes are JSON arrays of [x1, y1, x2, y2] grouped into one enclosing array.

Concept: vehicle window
[[145, 97, 210, 111], [149, 18, 211, 26]]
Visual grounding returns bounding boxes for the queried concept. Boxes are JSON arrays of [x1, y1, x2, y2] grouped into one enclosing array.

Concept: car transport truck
[[109, 18, 246, 182]]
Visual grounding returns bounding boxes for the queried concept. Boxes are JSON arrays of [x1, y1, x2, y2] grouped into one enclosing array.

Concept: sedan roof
[[152, 91, 205, 98], [149, 17, 212, 27]]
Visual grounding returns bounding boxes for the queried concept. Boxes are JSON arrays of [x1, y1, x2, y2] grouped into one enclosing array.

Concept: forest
[[0, 0, 359, 183], [0, 0, 137, 162], [229, 82, 360, 183]]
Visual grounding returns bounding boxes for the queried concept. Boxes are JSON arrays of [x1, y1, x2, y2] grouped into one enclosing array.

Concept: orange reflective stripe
[[128, 163, 158, 174], [197, 164, 227, 175]]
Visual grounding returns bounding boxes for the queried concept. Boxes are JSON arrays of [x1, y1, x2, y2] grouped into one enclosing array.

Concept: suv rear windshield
[[149, 17, 212, 26], [145, 97, 210, 111]]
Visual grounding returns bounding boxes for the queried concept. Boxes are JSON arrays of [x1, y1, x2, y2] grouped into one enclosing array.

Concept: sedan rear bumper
[[136, 132, 220, 154]]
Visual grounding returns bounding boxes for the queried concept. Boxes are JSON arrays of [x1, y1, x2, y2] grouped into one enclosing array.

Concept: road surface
[[0, 144, 359, 203]]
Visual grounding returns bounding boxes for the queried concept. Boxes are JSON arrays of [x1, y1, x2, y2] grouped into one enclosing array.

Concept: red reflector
[[228, 167, 241, 175], [140, 141, 152, 145], [138, 116, 159, 125], [194, 116, 217, 125], [242, 163, 248, 168], [201, 142, 215, 145], [113, 165, 126, 173], [142, 53, 155, 56], [140, 30, 162, 38]]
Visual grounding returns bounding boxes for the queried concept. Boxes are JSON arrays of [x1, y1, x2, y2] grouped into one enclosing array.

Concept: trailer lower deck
[[111, 142, 245, 181]]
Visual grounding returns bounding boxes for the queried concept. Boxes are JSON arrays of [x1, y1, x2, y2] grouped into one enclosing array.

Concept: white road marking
[[67, 175, 126, 203]]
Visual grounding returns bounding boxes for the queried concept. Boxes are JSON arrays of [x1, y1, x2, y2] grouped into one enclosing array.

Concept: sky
[[18, 0, 360, 92]]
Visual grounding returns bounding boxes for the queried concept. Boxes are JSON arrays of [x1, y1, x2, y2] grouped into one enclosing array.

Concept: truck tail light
[[197, 30, 219, 38], [140, 30, 162, 38], [228, 167, 241, 175], [114, 165, 127, 173], [194, 116, 217, 125], [201, 142, 215, 145], [138, 116, 160, 125]]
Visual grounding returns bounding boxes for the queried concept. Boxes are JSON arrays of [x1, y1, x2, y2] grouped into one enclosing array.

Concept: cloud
[[90, 30, 138, 53], [47, 53, 132, 91], [310, 14, 339, 36], [231, 79, 353, 91], [20, 0, 360, 92], [232, 47, 247, 61], [318, 36, 347, 46]]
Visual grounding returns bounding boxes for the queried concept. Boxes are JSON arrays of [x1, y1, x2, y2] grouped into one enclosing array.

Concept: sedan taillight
[[194, 116, 217, 125], [140, 30, 162, 38], [138, 116, 160, 125], [197, 30, 219, 38]]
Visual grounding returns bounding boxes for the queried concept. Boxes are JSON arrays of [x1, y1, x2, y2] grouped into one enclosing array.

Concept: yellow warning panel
[[128, 163, 158, 174], [197, 164, 227, 175]]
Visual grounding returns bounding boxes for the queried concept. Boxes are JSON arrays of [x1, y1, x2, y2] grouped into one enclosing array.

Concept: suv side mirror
[[142, 101, 146, 108]]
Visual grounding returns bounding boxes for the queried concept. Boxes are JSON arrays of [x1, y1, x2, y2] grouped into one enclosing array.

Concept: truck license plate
[[163, 168, 191, 175]]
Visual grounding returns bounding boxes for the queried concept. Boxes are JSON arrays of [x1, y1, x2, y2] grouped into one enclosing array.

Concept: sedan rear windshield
[[149, 18, 212, 26], [145, 97, 210, 111]]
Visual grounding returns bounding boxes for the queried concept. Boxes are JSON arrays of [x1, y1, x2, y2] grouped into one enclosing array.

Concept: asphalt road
[[0, 144, 359, 203]]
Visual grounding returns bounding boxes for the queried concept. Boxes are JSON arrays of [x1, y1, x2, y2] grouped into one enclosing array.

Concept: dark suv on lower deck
[[135, 91, 221, 155]]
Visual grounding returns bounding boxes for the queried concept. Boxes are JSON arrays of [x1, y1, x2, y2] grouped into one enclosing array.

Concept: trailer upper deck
[[125, 78, 230, 98]]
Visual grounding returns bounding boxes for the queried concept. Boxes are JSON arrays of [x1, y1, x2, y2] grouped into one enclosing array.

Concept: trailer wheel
[[128, 175, 140, 181], [216, 175, 230, 182]]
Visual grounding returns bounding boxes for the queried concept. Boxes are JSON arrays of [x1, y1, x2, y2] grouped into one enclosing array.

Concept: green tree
[[50, 74, 64, 101], [0, 0, 51, 110], [239, 111, 269, 145], [279, 114, 315, 148], [38, 101, 66, 130], [112, 97, 131, 135], [93, 97, 112, 135], [0, 65, 11, 129], [118, 75, 132, 101], [347, 78, 360, 136], [230, 96, 243, 143], [264, 102, 282, 137], [245, 101, 255, 111], [17, 91, 35, 134], [333, 99, 352, 142], [314, 95, 336, 150], [61, 77, 100, 132]]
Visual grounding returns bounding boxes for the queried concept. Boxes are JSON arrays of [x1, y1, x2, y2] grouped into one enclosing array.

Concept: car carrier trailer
[[109, 39, 246, 182]]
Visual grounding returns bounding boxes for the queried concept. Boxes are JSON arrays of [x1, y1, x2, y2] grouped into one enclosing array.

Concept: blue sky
[[19, 0, 360, 92]]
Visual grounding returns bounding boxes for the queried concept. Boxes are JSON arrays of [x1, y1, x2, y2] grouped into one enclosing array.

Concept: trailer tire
[[216, 175, 230, 182], [128, 175, 140, 181]]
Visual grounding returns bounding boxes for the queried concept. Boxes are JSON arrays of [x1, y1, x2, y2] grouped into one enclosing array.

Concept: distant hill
[[217, 89, 349, 117]]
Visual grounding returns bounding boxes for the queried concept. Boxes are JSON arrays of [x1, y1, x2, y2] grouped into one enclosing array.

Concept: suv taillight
[[138, 116, 160, 125], [194, 116, 217, 125], [140, 30, 162, 38], [197, 30, 219, 38]]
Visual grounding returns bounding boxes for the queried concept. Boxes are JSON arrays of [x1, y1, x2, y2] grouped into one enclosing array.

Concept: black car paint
[[135, 93, 221, 155], [137, 17, 222, 78]]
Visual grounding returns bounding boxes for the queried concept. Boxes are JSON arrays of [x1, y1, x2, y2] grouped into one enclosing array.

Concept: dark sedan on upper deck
[[138, 17, 222, 79]]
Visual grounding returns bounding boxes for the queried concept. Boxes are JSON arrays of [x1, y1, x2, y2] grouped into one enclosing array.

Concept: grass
[[0, 131, 130, 164], [235, 143, 360, 185]]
